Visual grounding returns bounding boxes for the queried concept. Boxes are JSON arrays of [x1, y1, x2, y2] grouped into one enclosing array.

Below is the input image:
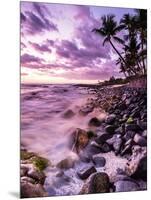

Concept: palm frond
[[113, 36, 124, 44]]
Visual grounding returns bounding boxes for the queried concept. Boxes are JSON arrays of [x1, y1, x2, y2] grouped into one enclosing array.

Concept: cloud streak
[[29, 42, 52, 53]]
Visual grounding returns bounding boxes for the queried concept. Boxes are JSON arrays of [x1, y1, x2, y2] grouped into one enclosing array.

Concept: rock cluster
[[21, 86, 147, 196], [20, 150, 49, 198]]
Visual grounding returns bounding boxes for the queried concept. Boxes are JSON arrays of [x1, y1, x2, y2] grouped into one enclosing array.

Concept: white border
[[0, 0, 150, 199]]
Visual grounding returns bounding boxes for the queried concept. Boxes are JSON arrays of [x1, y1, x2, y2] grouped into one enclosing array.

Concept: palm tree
[[92, 15, 125, 63], [135, 9, 147, 74], [124, 36, 141, 74], [120, 14, 137, 40], [116, 57, 127, 77]]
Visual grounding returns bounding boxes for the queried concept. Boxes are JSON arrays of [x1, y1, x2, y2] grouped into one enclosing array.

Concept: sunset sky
[[21, 2, 135, 84]]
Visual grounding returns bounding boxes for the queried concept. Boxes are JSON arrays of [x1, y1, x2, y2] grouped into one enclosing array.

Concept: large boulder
[[80, 172, 110, 194], [70, 128, 89, 153]]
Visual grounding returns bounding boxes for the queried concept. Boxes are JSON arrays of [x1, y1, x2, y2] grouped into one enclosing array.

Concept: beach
[[21, 83, 147, 197]]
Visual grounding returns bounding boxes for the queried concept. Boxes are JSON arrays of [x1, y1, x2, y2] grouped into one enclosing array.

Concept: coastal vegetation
[[93, 9, 147, 78]]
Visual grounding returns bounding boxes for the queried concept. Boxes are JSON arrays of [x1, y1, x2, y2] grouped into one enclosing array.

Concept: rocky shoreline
[[21, 85, 147, 197]]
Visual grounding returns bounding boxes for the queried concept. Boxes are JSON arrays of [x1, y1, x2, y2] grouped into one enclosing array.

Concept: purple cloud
[[21, 3, 58, 36], [46, 39, 55, 46], [21, 12, 26, 24], [29, 42, 52, 53], [21, 53, 44, 66], [55, 38, 109, 69]]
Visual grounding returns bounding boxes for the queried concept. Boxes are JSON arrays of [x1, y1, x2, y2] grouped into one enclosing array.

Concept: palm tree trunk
[[141, 39, 146, 74], [109, 39, 126, 64], [109, 39, 137, 75]]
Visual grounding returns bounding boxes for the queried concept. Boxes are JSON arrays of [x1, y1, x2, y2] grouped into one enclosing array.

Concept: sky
[[20, 2, 135, 84]]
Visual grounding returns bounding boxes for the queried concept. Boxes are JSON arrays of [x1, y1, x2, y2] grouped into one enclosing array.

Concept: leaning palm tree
[[92, 15, 125, 62], [92, 14, 136, 74]]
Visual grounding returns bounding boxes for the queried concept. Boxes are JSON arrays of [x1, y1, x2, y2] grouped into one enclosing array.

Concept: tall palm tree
[[120, 14, 137, 40], [124, 36, 141, 74], [92, 15, 125, 63], [116, 57, 127, 77], [135, 9, 147, 74]]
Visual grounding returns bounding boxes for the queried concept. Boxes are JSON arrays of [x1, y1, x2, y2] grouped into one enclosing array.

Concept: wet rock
[[79, 106, 93, 116], [21, 182, 48, 198], [56, 171, 64, 177], [118, 102, 127, 110], [138, 180, 147, 190], [105, 114, 116, 125], [95, 133, 112, 144], [123, 131, 135, 141], [125, 98, 131, 106], [120, 140, 132, 156], [114, 180, 140, 192], [56, 157, 75, 169], [88, 117, 101, 127], [125, 124, 141, 132], [92, 155, 106, 167], [106, 134, 121, 146], [21, 176, 35, 184], [100, 143, 111, 153], [70, 128, 89, 153], [142, 130, 147, 138], [80, 172, 110, 194], [87, 130, 97, 138], [130, 110, 140, 118], [27, 169, 46, 185], [77, 165, 97, 180], [115, 126, 124, 135], [105, 125, 115, 134], [113, 138, 123, 154], [85, 141, 101, 156], [79, 152, 91, 163], [137, 120, 147, 131], [47, 187, 56, 196], [126, 146, 147, 181], [62, 109, 75, 118], [21, 166, 28, 177], [134, 134, 147, 146]]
